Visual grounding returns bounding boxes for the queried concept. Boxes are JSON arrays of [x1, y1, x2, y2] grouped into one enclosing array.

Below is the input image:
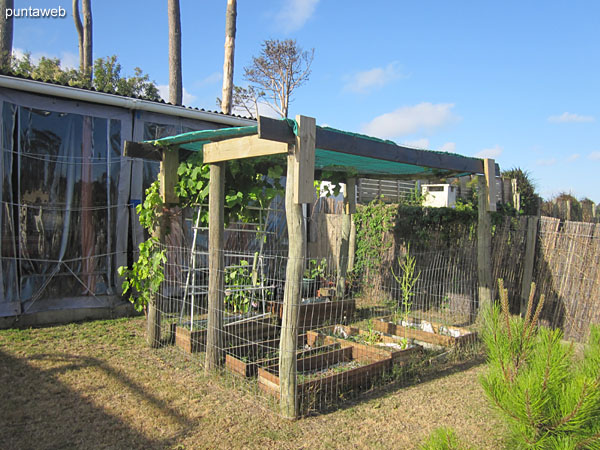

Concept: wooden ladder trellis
[[180, 205, 275, 331]]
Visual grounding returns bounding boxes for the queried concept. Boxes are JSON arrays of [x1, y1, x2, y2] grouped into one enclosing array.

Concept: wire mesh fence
[[150, 204, 489, 416], [145, 199, 600, 417]]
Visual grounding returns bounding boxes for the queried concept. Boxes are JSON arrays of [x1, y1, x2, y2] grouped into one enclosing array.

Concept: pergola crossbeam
[[203, 134, 288, 164], [257, 115, 498, 176]]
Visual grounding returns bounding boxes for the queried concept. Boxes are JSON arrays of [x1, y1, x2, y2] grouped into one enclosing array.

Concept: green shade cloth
[[146, 121, 471, 178]]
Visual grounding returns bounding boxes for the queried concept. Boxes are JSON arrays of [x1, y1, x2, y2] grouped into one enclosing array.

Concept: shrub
[[419, 427, 473, 450], [480, 280, 600, 449]]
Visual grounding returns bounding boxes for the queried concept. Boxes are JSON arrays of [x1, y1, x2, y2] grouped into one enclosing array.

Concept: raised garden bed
[[306, 324, 420, 365], [268, 297, 356, 331], [175, 313, 277, 353], [257, 342, 391, 409], [224, 335, 307, 378], [372, 316, 477, 348]]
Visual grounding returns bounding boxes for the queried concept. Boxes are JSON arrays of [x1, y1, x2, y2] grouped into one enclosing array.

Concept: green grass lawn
[[0, 316, 505, 449]]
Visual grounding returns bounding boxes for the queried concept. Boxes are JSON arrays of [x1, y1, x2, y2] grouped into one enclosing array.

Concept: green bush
[[480, 280, 600, 449], [419, 427, 473, 450]]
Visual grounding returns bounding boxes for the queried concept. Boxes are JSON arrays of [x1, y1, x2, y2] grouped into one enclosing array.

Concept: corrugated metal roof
[[0, 71, 255, 123]]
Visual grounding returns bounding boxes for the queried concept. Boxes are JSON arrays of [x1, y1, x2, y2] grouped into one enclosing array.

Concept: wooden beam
[[293, 115, 316, 204], [205, 162, 225, 372], [258, 115, 295, 144], [124, 141, 162, 161], [256, 116, 491, 175], [203, 134, 287, 163], [317, 127, 489, 175], [159, 148, 180, 205], [483, 158, 497, 212]]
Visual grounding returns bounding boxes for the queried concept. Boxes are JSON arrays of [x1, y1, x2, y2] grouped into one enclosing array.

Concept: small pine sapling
[[480, 279, 600, 449]]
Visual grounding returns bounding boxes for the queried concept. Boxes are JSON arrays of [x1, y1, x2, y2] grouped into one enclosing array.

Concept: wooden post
[[477, 166, 494, 316], [348, 216, 357, 273], [511, 178, 520, 211], [336, 177, 356, 298], [205, 162, 225, 372], [279, 115, 315, 419], [520, 216, 539, 315], [148, 147, 179, 348]]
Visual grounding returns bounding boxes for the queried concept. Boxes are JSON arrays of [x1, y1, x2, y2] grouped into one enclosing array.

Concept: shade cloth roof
[[146, 119, 490, 179]]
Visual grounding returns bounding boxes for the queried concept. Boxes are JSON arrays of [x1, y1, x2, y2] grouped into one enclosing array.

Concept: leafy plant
[[391, 245, 421, 323], [403, 184, 425, 206], [117, 238, 166, 312], [304, 258, 327, 280], [118, 149, 285, 313], [419, 427, 473, 450], [363, 319, 382, 345], [224, 260, 254, 313], [480, 279, 600, 449], [352, 199, 396, 280]]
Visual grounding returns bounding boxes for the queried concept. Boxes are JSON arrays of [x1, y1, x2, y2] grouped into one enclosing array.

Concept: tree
[[481, 280, 600, 448], [0, 0, 14, 70], [542, 192, 583, 222], [217, 84, 265, 119], [502, 167, 540, 215], [10, 52, 160, 100], [168, 0, 182, 105], [11, 53, 79, 84], [220, 0, 237, 114], [580, 198, 597, 223], [73, 0, 93, 83], [93, 56, 160, 100], [244, 39, 314, 118]]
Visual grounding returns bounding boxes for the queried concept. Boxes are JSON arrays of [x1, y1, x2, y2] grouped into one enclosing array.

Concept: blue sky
[[11, 0, 600, 202]]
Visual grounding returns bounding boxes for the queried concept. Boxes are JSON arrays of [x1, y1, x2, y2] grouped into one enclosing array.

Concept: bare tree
[[168, 0, 182, 105], [220, 0, 236, 114], [73, 0, 93, 81], [244, 39, 314, 118], [0, 0, 14, 70]]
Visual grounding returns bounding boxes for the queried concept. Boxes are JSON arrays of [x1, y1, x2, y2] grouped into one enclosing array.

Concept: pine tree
[[480, 280, 600, 449]]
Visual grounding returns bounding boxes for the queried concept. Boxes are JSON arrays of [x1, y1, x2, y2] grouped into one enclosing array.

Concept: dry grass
[[0, 316, 506, 449]]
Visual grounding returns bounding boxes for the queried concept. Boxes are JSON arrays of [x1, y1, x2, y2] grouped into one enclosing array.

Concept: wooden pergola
[[124, 115, 498, 418]]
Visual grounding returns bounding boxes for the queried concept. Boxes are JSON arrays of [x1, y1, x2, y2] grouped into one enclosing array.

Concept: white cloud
[[440, 142, 456, 152], [157, 85, 168, 101], [589, 151, 600, 161], [475, 145, 503, 159], [12, 47, 26, 60], [12, 47, 78, 70], [231, 100, 280, 119], [344, 61, 404, 93], [548, 112, 595, 123], [402, 138, 430, 149], [362, 102, 458, 139], [276, 0, 319, 33], [536, 157, 557, 167], [157, 85, 198, 106], [60, 51, 78, 70], [567, 153, 580, 162], [193, 71, 222, 88]]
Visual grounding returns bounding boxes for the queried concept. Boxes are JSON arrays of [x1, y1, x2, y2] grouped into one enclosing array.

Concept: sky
[[10, 0, 600, 202]]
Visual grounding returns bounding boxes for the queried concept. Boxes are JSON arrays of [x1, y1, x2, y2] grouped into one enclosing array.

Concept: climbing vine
[[118, 150, 285, 312], [352, 199, 396, 280]]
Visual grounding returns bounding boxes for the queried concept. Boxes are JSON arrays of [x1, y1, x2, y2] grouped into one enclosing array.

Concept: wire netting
[[151, 202, 489, 416]]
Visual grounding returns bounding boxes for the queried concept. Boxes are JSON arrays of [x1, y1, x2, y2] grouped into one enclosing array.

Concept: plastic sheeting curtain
[[0, 103, 121, 310]]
